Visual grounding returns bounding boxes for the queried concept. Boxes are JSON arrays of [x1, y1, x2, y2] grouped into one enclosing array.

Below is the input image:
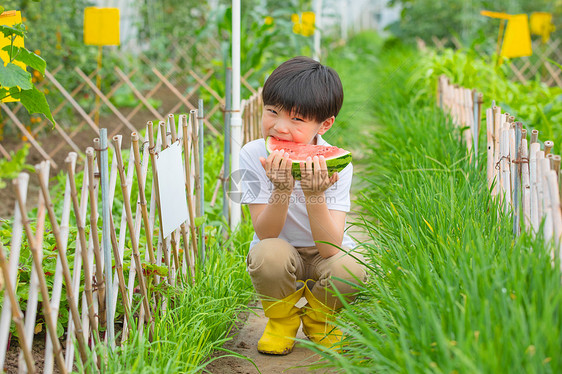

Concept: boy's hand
[[260, 150, 295, 192], [300, 155, 338, 199]]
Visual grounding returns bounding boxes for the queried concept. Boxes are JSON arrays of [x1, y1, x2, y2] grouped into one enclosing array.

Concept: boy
[[239, 56, 366, 355]]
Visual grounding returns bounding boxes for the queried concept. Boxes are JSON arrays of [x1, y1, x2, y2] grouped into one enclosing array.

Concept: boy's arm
[[301, 155, 348, 258], [248, 150, 294, 239], [305, 201, 346, 258], [248, 188, 292, 239]]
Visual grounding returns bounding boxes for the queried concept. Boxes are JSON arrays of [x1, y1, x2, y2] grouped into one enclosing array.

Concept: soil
[[204, 302, 335, 374], [3, 331, 66, 373]]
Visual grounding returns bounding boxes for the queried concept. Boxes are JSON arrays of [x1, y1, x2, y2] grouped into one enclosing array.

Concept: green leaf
[[194, 215, 207, 227], [0, 7, 4, 14], [19, 86, 55, 125], [0, 62, 32, 89], [0, 24, 24, 39], [1, 46, 46, 74]]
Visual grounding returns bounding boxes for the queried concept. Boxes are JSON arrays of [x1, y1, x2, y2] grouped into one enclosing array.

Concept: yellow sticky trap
[[530, 12, 555, 43], [501, 14, 532, 58], [84, 7, 120, 46], [480, 10, 511, 19], [0, 10, 25, 103]]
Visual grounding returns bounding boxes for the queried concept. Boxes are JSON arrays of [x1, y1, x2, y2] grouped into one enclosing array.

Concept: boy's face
[[261, 105, 334, 144]]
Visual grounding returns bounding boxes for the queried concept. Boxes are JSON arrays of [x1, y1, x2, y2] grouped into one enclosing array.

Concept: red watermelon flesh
[[265, 136, 352, 180]]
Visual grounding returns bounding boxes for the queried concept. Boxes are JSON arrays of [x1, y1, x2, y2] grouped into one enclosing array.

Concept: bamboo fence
[[423, 37, 562, 89], [0, 113, 203, 373], [0, 43, 259, 170], [438, 75, 562, 266]]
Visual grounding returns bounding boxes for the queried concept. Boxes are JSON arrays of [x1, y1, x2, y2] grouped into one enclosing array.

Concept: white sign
[[155, 141, 189, 238]]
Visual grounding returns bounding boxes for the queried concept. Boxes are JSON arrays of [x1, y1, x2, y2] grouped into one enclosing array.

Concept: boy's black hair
[[262, 56, 343, 123]]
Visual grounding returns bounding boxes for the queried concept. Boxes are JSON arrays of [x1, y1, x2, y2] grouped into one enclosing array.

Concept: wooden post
[[112, 136, 153, 326], [521, 138, 531, 230], [486, 108, 495, 192], [0, 241, 36, 373], [14, 175, 69, 374], [530, 142, 541, 232], [131, 134, 156, 264], [65, 154, 99, 337], [85, 148, 107, 329], [544, 140, 554, 156]]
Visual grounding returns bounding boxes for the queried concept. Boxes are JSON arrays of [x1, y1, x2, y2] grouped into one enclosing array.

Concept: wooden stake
[[486, 108, 495, 192], [181, 115, 199, 265], [131, 133, 156, 264], [521, 139, 531, 230], [0, 241, 36, 373], [540, 158, 554, 245], [147, 121, 173, 284], [544, 140, 554, 156], [530, 143, 541, 232], [14, 175, 68, 374], [112, 136, 154, 327], [65, 154, 99, 337], [493, 106, 502, 196], [547, 170, 562, 258], [531, 129, 539, 144]]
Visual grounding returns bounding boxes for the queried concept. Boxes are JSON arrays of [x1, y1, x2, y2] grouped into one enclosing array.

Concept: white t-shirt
[[239, 134, 356, 250]]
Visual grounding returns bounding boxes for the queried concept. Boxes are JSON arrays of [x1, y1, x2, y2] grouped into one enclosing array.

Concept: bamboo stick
[[86, 148, 106, 328], [521, 139, 531, 230], [36, 165, 90, 366], [0, 173, 28, 368], [501, 123, 511, 210], [512, 123, 521, 236], [181, 115, 199, 265], [509, 123, 516, 205], [190, 110, 202, 218], [112, 136, 153, 325], [531, 129, 539, 144], [537, 151, 546, 223], [540, 158, 554, 245], [168, 113, 178, 143], [147, 122, 173, 284], [19, 163, 47, 373], [553, 155, 561, 176], [132, 133, 156, 264], [493, 106, 502, 197], [65, 154, 99, 337], [122, 137, 151, 342], [0, 241, 36, 373], [547, 170, 562, 255], [41, 159, 72, 374], [486, 108, 494, 192], [544, 140, 554, 156], [107, 210, 132, 330], [157, 121, 174, 276], [14, 175, 68, 374], [530, 143, 541, 232], [159, 121, 180, 275]]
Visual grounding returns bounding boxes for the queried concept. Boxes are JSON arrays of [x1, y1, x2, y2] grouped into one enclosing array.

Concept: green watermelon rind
[[265, 137, 352, 180]]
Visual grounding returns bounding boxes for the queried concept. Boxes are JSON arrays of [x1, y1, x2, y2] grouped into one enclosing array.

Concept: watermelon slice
[[265, 136, 352, 180]]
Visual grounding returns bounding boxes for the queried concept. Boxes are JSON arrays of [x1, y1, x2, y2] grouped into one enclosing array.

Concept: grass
[[79, 217, 255, 373], [309, 32, 562, 373]]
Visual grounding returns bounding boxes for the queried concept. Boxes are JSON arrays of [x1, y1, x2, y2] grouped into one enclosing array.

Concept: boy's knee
[[247, 238, 298, 278], [329, 252, 367, 285]]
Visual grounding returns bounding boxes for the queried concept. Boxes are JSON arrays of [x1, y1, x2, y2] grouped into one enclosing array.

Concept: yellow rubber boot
[[301, 280, 343, 349], [257, 281, 305, 355]]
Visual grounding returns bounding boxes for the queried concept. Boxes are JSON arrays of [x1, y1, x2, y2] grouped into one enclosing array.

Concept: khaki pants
[[247, 238, 367, 310]]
